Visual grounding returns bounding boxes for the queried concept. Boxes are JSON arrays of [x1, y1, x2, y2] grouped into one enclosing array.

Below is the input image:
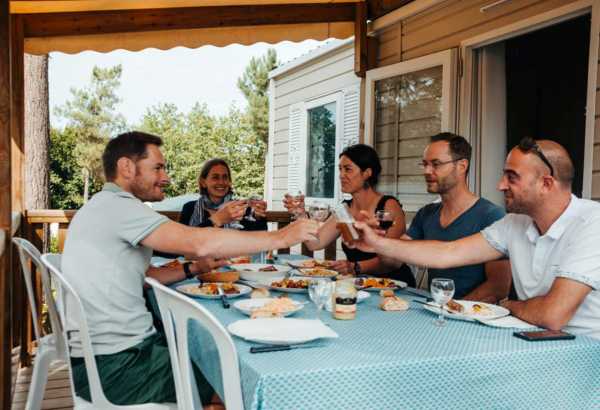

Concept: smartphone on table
[[513, 329, 575, 341]]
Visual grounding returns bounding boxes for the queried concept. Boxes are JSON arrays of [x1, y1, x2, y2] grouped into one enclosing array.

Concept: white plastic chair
[[41, 253, 176, 410], [12, 238, 67, 410], [146, 277, 244, 410]]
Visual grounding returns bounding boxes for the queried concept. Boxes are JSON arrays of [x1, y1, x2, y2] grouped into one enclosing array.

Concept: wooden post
[[354, 2, 368, 77], [0, 1, 12, 408]]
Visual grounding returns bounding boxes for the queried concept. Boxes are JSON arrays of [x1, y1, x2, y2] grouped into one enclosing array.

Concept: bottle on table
[[332, 279, 357, 320]]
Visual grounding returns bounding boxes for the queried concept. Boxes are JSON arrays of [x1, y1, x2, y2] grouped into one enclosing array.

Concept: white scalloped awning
[[24, 22, 354, 55]]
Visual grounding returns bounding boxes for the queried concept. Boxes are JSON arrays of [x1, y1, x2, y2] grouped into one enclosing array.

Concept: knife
[[250, 343, 324, 353], [217, 286, 230, 309]]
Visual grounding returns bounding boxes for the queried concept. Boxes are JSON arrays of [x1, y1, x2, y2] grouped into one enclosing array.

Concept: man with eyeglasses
[[352, 137, 600, 339], [405, 133, 510, 301]]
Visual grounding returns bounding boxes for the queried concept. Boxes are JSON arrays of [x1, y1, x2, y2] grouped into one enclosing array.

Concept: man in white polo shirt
[[61, 131, 319, 406], [351, 137, 600, 340]]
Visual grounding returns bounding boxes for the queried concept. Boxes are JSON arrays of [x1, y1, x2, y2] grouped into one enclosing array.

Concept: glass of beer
[[334, 204, 359, 243]]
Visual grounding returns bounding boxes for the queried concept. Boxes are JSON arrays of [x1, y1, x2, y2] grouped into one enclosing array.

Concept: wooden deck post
[[0, 1, 13, 408], [354, 2, 368, 77]]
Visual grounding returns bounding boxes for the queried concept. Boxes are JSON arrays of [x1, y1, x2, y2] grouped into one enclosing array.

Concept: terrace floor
[[12, 352, 73, 410]]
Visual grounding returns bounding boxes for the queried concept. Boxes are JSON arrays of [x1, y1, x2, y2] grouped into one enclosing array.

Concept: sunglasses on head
[[518, 137, 554, 177]]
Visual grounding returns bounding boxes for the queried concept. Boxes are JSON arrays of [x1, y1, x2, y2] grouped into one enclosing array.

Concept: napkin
[[477, 315, 536, 329], [228, 318, 338, 344]]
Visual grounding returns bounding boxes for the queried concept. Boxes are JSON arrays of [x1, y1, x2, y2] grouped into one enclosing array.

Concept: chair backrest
[[146, 277, 244, 410], [41, 253, 116, 408], [12, 238, 68, 358]]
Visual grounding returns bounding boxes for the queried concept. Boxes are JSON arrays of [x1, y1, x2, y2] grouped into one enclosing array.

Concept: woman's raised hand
[[211, 200, 247, 227]]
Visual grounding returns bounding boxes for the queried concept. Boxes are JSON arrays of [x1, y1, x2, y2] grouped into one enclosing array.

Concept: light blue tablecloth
[[180, 281, 600, 410]]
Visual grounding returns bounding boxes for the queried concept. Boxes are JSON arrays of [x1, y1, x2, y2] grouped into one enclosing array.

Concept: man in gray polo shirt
[[62, 131, 319, 406], [351, 138, 600, 340]]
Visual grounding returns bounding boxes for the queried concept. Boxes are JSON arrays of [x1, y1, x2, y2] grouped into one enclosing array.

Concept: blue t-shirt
[[407, 198, 505, 298]]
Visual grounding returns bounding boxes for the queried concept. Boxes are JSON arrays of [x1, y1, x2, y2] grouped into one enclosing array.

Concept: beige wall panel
[[401, 98, 440, 122], [595, 117, 600, 143], [400, 117, 442, 140], [273, 140, 289, 156], [274, 116, 289, 133], [375, 25, 401, 66], [376, 105, 397, 125], [378, 54, 403, 66], [377, 140, 396, 158], [398, 136, 430, 157], [398, 157, 423, 175], [275, 59, 354, 97], [274, 71, 359, 107], [275, 46, 354, 86], [380, 158, 396, 175], [375, 123, 397, 142], [397, 181, 428, 195], [398, 0, 580, 61], [592, 173, 600, 199], [396, 193, 437, 212], [596, 89, 600, 115], [272, 177, 288, 190], [272, 153, 288, 170], [594, 143, 600, 170], [272, 166, 289, 179]]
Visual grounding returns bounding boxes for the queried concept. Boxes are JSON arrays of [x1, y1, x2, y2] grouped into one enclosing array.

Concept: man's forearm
[[146, 265, 186, 285], [463, 281, 504, 303], [503, 298, 564, 330], [191, 228, 287, 258]]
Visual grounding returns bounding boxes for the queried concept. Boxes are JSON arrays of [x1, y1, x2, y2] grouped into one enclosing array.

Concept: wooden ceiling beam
[[22, 3, 357, 38], [367, 0, 414, 20]]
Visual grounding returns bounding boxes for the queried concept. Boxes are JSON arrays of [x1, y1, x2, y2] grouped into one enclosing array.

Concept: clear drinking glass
[[227, 195, 246, 230], [375, 210, 393, 231], [245, 193, 262, 222], [308, 201, 331, 223], [285, 190, 305, 220], [430, 278, 455, 327], [308, 279, 333, 321]]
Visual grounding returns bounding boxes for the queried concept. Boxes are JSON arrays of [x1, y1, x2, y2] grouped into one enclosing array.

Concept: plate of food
[[287, 259, 335, 269], [230, 263, 291, 282], [269, 278, 310, 293], [233, 297, 304, 318], [297, 267, 338, 278], [229, 255, 251, 264], [421, 299, 510, 322], [176, 281, 251, 299], [354, 277, 407, 291]]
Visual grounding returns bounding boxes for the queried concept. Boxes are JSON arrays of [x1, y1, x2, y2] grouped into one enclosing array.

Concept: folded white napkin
[[477, 315, 536, 329], [228, 318, 338, 345]]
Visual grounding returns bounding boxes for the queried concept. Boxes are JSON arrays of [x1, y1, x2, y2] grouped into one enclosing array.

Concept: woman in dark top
[[180, 158, 267, 231], [284, 144, 415, 287]]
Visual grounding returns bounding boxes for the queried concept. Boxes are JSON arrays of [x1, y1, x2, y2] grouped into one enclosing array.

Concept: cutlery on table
[[217, 286, 230, 309], [250, 343, 325, 353]]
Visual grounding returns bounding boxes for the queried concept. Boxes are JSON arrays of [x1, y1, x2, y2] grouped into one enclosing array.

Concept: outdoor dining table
[[152, 258, 600, 410]]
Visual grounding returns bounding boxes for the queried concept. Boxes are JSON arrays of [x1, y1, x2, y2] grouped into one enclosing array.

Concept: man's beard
[[131, 178, 164, 202]]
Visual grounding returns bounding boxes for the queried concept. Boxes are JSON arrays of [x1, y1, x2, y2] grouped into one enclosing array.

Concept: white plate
[[227, 318, 339, 345], [325, 290, 370, 312], [233, 298, 304, 317], [354, 278, 407, 291], [176, 282, 251, 300], [266, 276, 309, 293], [286, 259, 335, 269], [421, 300, 510, 322], [231, 264, 291, 282], [297, 268, 338, 278]]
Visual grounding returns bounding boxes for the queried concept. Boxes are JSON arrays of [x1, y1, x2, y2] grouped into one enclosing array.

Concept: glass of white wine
[[430, 278, 455, 327]]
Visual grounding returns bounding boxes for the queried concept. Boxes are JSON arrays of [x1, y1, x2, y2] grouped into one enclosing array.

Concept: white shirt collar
[[525, 194, 578, 243]]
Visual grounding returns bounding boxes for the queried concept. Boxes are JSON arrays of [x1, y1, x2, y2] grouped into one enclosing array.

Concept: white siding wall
[[270, 42, 361, 210]]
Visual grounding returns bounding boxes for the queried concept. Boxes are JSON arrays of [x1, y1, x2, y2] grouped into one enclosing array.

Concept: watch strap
[[182, 262, 194, 279]]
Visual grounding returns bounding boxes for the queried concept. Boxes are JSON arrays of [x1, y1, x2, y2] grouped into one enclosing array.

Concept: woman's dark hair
[[198, 158, 232, 195], [339, 144, 382, 188], [102, 131, 163, 181]]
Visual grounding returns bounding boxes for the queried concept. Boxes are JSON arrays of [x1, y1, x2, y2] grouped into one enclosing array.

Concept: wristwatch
[[353, 261, 361, 276], [182, 262, 195, 279]]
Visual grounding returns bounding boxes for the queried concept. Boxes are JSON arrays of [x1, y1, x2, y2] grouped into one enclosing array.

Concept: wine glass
[[245, 193, 262, 222], [227, 195, 246, 230], [430, 278, 455, 327], [375, 210, 393, 231], [308, 201, 331, 223], [285, 190, 305, 220], [308, 279, 333, 321]]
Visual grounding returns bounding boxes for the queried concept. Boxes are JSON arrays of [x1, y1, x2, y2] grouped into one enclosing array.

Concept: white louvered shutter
[[287, 103, 305, 193], [342, 86, 360, 149]]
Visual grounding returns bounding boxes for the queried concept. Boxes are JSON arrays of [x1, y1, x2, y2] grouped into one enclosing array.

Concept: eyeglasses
[[518, 137, 554, 177], [418, 158, 464, 171]]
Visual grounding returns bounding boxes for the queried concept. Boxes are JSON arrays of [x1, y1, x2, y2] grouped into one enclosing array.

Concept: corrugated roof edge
[[268, 36, 354, 79]]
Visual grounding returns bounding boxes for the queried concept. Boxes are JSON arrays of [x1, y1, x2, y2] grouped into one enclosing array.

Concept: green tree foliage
[[53, 65, 127, 201], [237, 48, 278, 144]]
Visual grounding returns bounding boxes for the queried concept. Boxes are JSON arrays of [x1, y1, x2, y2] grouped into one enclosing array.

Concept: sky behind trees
[[49, 40, 327, 127]]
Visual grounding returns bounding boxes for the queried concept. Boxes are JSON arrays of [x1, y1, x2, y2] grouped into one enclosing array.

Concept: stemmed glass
[[245, 193, 262, 222], [375, 210, 393, 231], [308, 201, 331, 224], [228, 194, 246, 230], [308, 279, 333, 321], [285, 190, 305, 220], [430, 278, 455, 327]]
